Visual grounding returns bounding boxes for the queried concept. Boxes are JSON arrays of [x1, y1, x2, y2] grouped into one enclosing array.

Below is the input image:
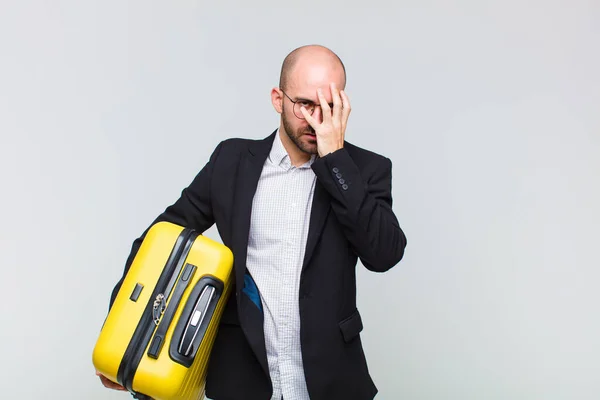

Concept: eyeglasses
[[280, 89, 333, 120]]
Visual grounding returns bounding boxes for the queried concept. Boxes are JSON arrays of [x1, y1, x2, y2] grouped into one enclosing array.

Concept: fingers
[[300, 106, 318, 128], [330, 82, 342, 122], [340, 89, 351, 132], [97, 372, 128, 391], [301, 84, 348, 136], [317, 88, 331, 123]]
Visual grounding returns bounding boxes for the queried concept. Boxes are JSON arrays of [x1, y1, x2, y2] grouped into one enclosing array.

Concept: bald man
[[101, 44, 407, 400]]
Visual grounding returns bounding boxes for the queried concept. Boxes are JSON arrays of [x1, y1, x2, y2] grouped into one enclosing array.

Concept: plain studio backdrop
[[1, 1, 599, 399]]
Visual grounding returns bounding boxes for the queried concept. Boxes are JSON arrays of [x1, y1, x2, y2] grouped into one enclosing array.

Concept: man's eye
[[299, 101, 312, 107]]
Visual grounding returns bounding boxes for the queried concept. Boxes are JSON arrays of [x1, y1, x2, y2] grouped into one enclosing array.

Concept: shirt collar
[[269, 129, 316, 169]]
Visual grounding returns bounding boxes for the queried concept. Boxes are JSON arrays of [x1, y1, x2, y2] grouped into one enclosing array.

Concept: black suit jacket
[[110, 131, 407, 400]]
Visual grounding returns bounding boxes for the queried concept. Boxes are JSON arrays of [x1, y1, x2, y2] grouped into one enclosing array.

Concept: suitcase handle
[[178, 285, 216, 356], [169, 275, 224, 367]]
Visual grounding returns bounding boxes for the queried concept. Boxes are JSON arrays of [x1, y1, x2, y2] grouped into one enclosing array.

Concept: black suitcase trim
[[146, 262, 198, 359], [116, 227, 197, 394]]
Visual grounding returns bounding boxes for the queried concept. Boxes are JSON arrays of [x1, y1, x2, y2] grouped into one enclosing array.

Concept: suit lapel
[[302, 179, 331, 271], [230, 131, 275, 378]]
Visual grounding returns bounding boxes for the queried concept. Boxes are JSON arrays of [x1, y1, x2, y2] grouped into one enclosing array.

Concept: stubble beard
[[282, 106, 318, 155]]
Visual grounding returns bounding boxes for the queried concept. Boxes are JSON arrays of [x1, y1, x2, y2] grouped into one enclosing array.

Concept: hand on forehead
[[291, 74, 345, 103]]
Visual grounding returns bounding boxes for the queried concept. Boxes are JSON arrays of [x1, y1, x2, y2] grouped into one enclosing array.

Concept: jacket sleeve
[[109, 141, 224, 308], [311, 147, 407, 272]]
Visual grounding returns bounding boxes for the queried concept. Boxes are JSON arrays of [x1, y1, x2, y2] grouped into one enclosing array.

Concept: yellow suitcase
[[92, 221, 234, 400]]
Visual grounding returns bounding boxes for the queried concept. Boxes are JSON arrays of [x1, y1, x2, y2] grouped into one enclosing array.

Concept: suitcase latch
[[152, 293, 166, 326]]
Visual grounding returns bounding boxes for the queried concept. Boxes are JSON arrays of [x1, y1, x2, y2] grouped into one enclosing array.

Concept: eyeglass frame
[[280, 89, 333, 120]]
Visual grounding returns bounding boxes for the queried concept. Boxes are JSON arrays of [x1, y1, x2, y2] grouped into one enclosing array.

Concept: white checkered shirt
[[245, 130, 317, 400]]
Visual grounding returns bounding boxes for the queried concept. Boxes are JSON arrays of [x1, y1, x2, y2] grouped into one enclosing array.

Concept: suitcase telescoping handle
[[178, 285, 216, 356], [169, 275, 224, 367]]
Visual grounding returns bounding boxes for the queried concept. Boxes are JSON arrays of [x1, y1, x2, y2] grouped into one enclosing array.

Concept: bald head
[[278, 45, 346, 91]]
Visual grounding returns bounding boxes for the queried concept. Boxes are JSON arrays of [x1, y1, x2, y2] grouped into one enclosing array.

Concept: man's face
[[280, 62, 346, 155]]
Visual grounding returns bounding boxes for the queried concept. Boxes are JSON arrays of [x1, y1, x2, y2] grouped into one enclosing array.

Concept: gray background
[[1, 1, 599, 399]]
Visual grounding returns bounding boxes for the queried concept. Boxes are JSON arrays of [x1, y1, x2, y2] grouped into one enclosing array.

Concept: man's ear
[[271, 87, 283, 114]]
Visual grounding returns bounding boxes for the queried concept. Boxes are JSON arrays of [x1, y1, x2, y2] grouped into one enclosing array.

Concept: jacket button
[[332, 167, 339, 173], [342, 184, 349, 190], [335, 173, 342, 179], [338, 178, 345, 184]]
